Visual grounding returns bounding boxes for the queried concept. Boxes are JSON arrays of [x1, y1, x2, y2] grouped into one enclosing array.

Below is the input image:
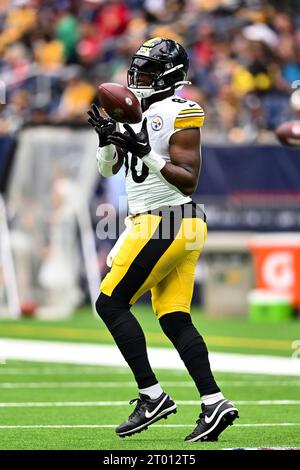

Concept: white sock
[[201, 392, 225, 406], [139, 383, 164, 400]]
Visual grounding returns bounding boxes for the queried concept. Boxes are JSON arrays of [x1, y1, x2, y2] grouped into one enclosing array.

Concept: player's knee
[[95, 292, 122, 323], [95, 293, 111, 321], [95, 292, 129, 323], [159, 311, 193, 341]]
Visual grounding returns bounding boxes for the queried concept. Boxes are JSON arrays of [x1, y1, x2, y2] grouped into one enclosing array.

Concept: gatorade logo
[[262, 252, 295, 291]]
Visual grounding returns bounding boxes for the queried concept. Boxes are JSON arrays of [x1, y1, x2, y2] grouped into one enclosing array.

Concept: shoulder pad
[[174, 101, 205, 129]]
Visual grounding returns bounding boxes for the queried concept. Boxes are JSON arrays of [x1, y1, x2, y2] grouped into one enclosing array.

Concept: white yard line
[[0, 423, 299, 429], [0, 380, 300, 388], [1, 400, 300, 408], [3, 368, 294, 381], [1, 339, 300, 376], [0, 381, 193, 389]]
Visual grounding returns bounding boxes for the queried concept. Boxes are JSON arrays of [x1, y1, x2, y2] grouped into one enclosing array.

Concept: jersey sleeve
[[174, 102, 205, 129]]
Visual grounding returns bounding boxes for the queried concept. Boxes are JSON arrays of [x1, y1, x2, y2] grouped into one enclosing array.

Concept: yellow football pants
[[100, 206, 207, 319]]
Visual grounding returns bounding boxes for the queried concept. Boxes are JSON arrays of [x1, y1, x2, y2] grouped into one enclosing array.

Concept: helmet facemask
[[127, 57, 163, 98]]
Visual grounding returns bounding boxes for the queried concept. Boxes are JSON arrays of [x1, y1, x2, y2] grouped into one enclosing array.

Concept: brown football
[[98, 82, 142, 124], [275, 121, 300, 147]]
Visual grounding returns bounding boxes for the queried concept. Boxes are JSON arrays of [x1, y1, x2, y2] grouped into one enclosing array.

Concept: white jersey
[[121, 95, 205, 214]]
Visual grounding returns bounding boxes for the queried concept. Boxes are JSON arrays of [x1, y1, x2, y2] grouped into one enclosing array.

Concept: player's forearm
[[160, 163, 197, 195], [96, 145, 118, 177], [141, 149, 196, 194]]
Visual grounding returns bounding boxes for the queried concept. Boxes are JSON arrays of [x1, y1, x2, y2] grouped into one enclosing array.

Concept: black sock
[[159, 312, 220, 396], [96, 293, 157, 389]]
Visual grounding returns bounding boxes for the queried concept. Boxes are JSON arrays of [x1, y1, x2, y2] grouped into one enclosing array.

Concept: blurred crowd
[[1, 0, 300, 142]]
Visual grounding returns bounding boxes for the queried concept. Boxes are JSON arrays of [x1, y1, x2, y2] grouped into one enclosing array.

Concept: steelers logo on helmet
[[151, 116, 163, 131], [127, 37, 191, 99], [136, 37, 163, 57]]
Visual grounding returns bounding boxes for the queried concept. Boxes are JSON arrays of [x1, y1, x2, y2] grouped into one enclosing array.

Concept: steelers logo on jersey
[[151, 116, 163, 131]]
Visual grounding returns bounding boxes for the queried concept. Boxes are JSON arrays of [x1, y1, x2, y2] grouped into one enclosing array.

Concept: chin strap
[[175, 80, 192, 88]]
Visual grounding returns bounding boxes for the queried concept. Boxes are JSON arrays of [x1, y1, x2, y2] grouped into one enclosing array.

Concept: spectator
[[0, 0, 299, 140], [57, 74, 95, 120]]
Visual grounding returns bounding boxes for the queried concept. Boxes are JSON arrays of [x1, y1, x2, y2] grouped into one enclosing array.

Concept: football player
[[88, 37, 238, 442]]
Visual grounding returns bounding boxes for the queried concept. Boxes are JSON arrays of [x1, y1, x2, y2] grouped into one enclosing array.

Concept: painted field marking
[[1, 400, 300, 407], [0, 380, 300, 388], [0, 423, 299, 429], [2, 339, 300, 376]]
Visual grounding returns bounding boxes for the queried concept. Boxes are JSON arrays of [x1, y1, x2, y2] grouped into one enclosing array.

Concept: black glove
[[87, 104, 116, 147], [107, 117, 151, 158]]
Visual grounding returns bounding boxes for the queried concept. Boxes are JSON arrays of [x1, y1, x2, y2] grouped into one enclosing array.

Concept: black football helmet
[[127, 37, 190, 99]]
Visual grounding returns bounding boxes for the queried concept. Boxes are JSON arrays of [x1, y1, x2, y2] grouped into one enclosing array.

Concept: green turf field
[[0, 360, 300, 450], [0, 304, 299, 356], [1, 305, 300, 450]]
